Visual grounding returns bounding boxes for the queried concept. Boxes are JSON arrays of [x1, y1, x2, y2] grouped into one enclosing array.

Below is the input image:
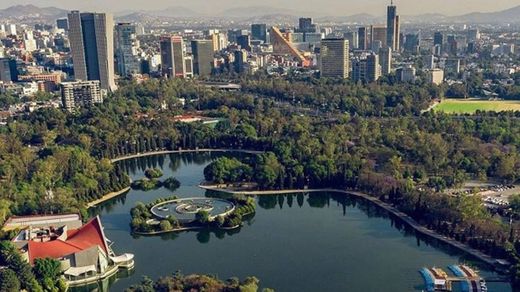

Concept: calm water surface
[[86, 152, 511, 292]]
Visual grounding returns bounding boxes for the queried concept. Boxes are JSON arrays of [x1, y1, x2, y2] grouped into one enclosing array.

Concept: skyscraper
[[67, 11, 116, 91], [379, 47, 392, 75], [251, 24, 267, 43], [366, 54, 381, 82], [404, 33, 420, 53], [344, 31, 358, 50], [422, 54, 435, 70], [0, 58, 18, 82], [237, 35, 251, 51], [234, 50, 247, 74], [399, 65, 416, 82], [56, 18, 69, 31], [191, 40, 214, 76], [115, 23, 140, 76], [371, 25, 387, 51], [160, 35, 186, 78], [353, 54, 381, 83], [298, 18, 317, 33], [358, 27, 368, 50], [434, 32, 444, 52], [386, 1, 400, 51], [320, 38, 349, 79]]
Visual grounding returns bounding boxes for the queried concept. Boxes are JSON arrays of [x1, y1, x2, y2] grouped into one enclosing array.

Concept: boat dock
[[420, 265, 489, 292]]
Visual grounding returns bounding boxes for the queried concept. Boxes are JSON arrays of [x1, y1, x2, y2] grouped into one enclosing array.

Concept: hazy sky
[[1, 0, 519, 16]]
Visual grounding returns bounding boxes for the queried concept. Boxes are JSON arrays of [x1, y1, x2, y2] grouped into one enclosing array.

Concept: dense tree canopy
[[2, 76, 520, 287]]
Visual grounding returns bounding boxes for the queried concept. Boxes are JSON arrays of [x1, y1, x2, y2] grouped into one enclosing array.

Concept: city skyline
[[1, 0, 519, 16]]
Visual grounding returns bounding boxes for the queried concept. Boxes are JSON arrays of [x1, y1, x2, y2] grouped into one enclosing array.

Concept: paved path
[[86, 187, 131, 208], [199, 185, 502, 269], [110, 149, 264, 163]]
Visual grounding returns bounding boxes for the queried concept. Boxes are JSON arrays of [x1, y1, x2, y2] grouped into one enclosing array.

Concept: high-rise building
[[358, 27, 368, 50], [404, 33, 420, 53], [467, 29, 480, 42], [270, 26, 310, 67], [386, 1, 400, 51], [353, 54, 381, 83], [298, 18, 317, 33], [398, 65, 416, 82], [320, 38, 349, 79], [160, 35, 186, 78], [422, 54, 435, 70], [379, 47, 392, 75], [115, 23, 140, 76], [445, 58, 461, 75], [61, 80, 103, 111], [237, 35, 251, 51], [210, 32, 228, 52], [234, 50, 247, 73], [56, 18, 69, 30], [23, 31, 37, 52], [0, 58, 18, 82], [367, 54, 381, 82], [304, 33, 322, 43], [291, 33, 305, 43], [447, 35, 458, 55], [371, 25, 387, 51], [251, 24, 268, 43], [67, 11, 116, 91], [227, 29, 248, 43], [434, 32, 444, 47], [191, 40, 214, 76], [344, 31, 358, 49], [184, 56, 193, 78], [6, 24, 16, 36], [427, 69, 444, 85]]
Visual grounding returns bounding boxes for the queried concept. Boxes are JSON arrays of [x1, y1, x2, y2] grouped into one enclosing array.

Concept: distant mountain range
[[0, 4, 67, 19], [116, 4, 520, 24], [1, 4, 520, 24]]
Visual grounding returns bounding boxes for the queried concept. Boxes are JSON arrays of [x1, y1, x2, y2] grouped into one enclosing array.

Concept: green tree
[[0, 268, 20, 292], [159, 220, 173, 231], [195, 210, 210, 224]]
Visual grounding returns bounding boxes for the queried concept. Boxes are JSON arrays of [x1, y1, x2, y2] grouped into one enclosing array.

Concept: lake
[[86, 152, 512, 292]]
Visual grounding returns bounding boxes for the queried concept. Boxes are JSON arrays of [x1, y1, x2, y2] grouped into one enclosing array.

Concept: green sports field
[[433, 99, 520, 114]]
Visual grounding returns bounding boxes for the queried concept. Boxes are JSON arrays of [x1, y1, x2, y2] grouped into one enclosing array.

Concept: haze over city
[[1, 0, 519, 16]]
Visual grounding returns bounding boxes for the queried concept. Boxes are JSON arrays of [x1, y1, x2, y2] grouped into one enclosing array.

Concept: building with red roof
[[8, 215, 134, 287]]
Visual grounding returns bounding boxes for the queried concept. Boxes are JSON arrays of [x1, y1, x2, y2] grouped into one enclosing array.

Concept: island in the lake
[[130, 195, 256, 234]]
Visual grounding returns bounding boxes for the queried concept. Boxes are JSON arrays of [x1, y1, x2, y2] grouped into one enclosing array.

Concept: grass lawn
[[433, 98, 520, 114]]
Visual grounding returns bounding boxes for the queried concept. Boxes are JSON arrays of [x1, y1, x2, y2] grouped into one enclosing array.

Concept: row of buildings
[[0, 2, 519, 114]]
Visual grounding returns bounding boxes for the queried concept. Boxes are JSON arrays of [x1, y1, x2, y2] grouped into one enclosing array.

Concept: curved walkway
[[199, 185, 503, 269], [110, 148, 264, 163], [87, 187, 131, 208]]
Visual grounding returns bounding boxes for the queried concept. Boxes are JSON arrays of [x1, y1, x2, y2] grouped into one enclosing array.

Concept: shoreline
[[86, 149, 262, 208], [110, 148, 264, 163], [199, 185, 505, 271], [89, 150, 507, 273], [86, 187, 131, 209]]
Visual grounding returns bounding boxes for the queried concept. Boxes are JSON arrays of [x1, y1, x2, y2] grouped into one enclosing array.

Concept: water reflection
[[88, 153, 511, 292], [70, 267, 135, 292]]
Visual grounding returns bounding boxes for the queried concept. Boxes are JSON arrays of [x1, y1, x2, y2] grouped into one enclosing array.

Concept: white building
[[61, 80, 103, 111], [400, 65, 416, 83], [427, 69, 444, 85]]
